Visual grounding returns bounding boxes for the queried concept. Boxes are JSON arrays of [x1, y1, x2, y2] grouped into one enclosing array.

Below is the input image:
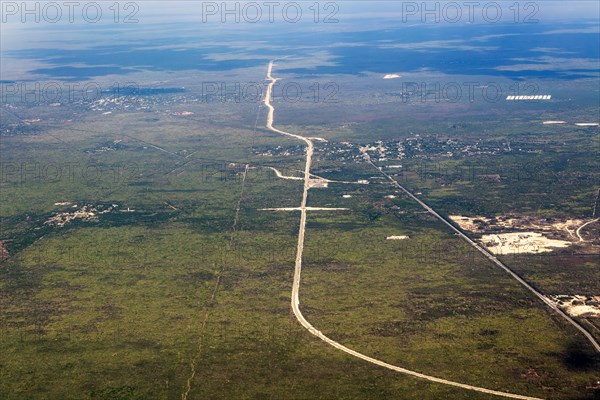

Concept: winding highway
[[264, 61, 547, 400]]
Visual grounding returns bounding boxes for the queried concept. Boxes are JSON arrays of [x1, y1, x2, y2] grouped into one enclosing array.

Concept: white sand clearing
[[449, 215, 586, 238], [548, 295, 600, 318], [450, 215, 491, 231], [481, 232, 571, 254], [567, 305, 600, 317]]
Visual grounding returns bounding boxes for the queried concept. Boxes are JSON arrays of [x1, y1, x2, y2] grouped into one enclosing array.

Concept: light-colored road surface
[[267, 166, 304, 180], [361, 152, 600, 354], [260, 207, 349, 211], [265, 61, 545, 400], [576, 218, 599, 242]]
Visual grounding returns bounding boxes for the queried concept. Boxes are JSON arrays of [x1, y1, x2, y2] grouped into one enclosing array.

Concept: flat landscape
[[1, 2, 599, 399]]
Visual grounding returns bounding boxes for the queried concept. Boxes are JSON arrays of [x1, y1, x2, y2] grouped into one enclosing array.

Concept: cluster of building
[[44, 203, 120, 227]]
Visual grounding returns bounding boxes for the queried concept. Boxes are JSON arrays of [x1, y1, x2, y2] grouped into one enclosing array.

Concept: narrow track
[[576, 218, 599, 242], [182, 165, 249, 400]]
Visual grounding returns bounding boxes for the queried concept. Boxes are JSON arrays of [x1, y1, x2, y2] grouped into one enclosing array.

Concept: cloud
[[530, 47, 577, 55], [539, 26, 600, 35], [379, 39, 496, 52], [494, 56, 600, 72]]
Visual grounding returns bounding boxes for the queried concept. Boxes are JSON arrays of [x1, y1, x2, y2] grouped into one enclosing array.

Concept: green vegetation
[[1, 80, 599, 399]]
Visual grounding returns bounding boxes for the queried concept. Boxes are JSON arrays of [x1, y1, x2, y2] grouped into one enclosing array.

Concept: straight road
[[362, 152, 600, 354]]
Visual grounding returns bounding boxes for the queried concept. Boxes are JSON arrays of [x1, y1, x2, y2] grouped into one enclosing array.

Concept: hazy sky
[[2, 1, 599, 48]]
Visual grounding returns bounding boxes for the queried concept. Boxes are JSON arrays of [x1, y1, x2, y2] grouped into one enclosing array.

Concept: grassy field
[[1, 84, 599, 400]]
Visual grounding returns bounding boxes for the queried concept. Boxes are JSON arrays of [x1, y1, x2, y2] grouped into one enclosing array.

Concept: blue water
[[3, 18, 599, 81]]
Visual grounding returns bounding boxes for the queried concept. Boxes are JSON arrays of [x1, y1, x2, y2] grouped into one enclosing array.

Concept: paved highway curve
[[264, 61, 549, 400]]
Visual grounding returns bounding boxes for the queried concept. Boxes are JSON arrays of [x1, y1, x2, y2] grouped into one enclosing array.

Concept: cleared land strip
[[259, 207, 349, 212], [362, 153, 600, 354], [264, 61, 545, 400], [182, 165, 250, 400], [265, 166, 361, 184]]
